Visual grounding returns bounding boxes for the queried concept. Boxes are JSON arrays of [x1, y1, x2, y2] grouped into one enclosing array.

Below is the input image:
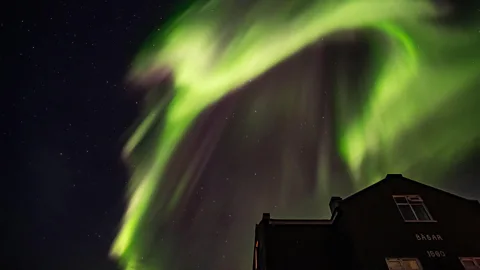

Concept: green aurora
[[111, 0, 480, 269]]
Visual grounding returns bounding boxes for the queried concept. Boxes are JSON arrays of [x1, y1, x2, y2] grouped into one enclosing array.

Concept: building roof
[[260, 174, 480, 224], [340, 174, 480, 206], [259, 212, 336, 226]]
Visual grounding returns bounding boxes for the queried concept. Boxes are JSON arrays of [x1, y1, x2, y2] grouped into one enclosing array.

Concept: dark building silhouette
[[252, 174, 480, 270]]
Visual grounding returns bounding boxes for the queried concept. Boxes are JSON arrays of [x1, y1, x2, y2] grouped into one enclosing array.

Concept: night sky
[[5, 0, 480, 270], [6, 1, 174, 269]]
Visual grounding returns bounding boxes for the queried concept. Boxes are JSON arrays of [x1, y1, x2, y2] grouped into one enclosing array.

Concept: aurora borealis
[[111, 0, 480, 269]]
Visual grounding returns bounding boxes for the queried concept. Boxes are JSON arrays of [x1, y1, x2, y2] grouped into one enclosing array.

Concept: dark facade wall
[[264, 225, 336, 270], [338, 177, 480, 269]]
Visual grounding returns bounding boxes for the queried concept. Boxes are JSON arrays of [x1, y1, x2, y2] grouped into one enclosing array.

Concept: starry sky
[[6, 1, 175, 269], [5, 0, 480, 270]]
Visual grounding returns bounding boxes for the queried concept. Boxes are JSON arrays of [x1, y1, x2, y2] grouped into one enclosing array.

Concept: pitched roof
[[340, 174, 480, 206], [260, 174, 480, 224]]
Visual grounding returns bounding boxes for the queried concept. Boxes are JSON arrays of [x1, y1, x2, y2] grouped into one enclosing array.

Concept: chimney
[[329, 197, 342, 214]]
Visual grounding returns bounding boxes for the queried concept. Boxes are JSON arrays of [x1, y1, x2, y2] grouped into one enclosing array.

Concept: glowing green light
[[111, 0, 480, 269]]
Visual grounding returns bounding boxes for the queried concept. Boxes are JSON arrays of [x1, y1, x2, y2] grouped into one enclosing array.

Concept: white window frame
[[393, 195, 435, 222], [459, 257, 480, 269], [385, 258, 423, 270]]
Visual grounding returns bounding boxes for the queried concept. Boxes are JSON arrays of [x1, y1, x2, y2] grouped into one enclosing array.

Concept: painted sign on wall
[[427, 250, 446, 257], [415, 234, 443, 241]]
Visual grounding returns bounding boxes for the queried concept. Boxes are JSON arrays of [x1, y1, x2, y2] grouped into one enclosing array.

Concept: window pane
[[411, 204, 431, 221], [403, 259, 420, 270], [407, 195, 422, 202], [387, 260, 403, 270], [398, 204, 416, 220], [394, 196, 408, 204], [461, 259, 475, 267]]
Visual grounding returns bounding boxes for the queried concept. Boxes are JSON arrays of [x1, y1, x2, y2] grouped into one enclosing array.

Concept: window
[[386, 258, 422, 270], [460, 257, 480, 269], [393, 195, 434, 222]]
